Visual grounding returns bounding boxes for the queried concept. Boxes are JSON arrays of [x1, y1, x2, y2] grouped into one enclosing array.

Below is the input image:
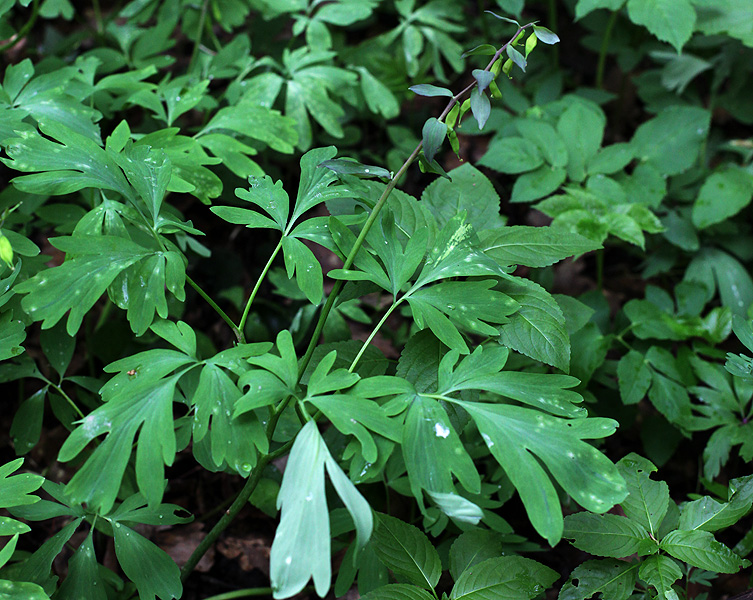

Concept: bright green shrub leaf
[[372, 512, 441, 590], [587, 143, 634, 175], [56, 531, 106, 600], [556, 99, 605, 182], [359, 584, 434, 600], [631, 106, 710, 176], [563, 512, 656, 557], [515, 119, 568, 168], [533, 25, 559, 44], [679, 476, 753, 532], [356, 67, 399, 119], [449, 530, 503, 581], [692, 165, 753, 229], [426, 491, 482, 525], [626, 0, 695, 52], [112, 522, 181, 600], [616, 454, 669, 537], [510, 166, 567, 203], [402, 395, 480, 500], [660, 530, 750, 573], [0, 316, 25, 360], [574, 0, 626, 20], [197, 104, 297, 154], [648, 371, 692, 426], [638, 555, 682, 600], [617, 350, 652, 405], [506, 45, 527, 72], [497, 276, 570, 372], [558, 559, 638, 600], [481, 226, 600, 268], [478, 136, 544, 174], [421, 163, 502, 232], [450, 556, 558, 599], [457, 401, 626, 545]]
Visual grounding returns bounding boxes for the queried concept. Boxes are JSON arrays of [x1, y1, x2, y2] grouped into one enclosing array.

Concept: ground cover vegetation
[[0, 0, 752, 598]]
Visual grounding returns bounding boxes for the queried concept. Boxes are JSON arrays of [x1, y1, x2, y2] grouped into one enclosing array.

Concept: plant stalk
[[238, 238, 284, 343], [0, 0, 40, 53], [186, 275, 242, 342], [596, 10, 618, 89]]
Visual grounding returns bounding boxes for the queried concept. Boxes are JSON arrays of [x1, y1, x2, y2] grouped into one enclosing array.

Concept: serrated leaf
[[558, 558, 638, 600], [372, 513, 442, 590], [660, 530, 749, 573], [450, 556, 558, 600], [563, 512, 656, 557], [359, 584, 435, 600], [449, 530, 503, 581], [626, 0, 695, 52], [617, 351, 652, 405], [497, 277, 570, 372], [482, 226, 600, 268], [617, 453, 669, 537], [638, 555, 682, 600]]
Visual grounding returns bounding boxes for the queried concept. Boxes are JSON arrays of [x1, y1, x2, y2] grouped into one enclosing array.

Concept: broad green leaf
[[626, 0, 695, 52], [515, 119, 568, 168], [563, 512, 656, 557], [282, 236, 323, 304], [631, 106, 710, 176], [617, 350, 652, 405], [638, 555, 682, 600], [357, 67, 399, 119], [422, 117, 447, 163], [359, 584, 434, 600], [679, 476, 753, 531], [510, 166, 567, 203], [472, 70, 495, 95], [587, 143, 634, 175], [574, 0, 625, 20], [371, 513, 442, 590], [692, 166, 753, 229], [112, 522, 182, 600], [497, 276, 570, 372], [462, 44, 498, 58], [660, 530, 750, 573], [558, 559, 638, 600], [556, 99, 605, 182], [617, 453, 669, 537], [506, 45, 526, 72], [532, 25, 560, 44], [481, 226, 600, 268], [198, 104, 297, 154], [449, 530, 504, 581], [648, 371, 692, 426], [450, 556, 558, 599], [458, 401, 626, 545], [478, 136, 544, 174], [421, 163, 502, 232], [56, 531, 106, 600], [397, 330, 446, 393], [0, 316, 25, 360]]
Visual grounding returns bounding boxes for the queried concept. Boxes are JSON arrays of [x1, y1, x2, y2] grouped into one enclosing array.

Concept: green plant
[[1, 1, 753, 600]]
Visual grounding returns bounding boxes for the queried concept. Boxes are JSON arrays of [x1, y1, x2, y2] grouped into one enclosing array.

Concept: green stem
[[596, 10, 618, 89], [238, 239, 283, 343], [0, 0, 40, 53], [47, 381, 85, 420], [203, 586, 314, 600], [547, 0, 559, 66], [92, 0, 103, 34], [186, 275, 242, 342], [349, 301, 400, 372], [596, 248, 604, 290], [188, 0, 210, 73]]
